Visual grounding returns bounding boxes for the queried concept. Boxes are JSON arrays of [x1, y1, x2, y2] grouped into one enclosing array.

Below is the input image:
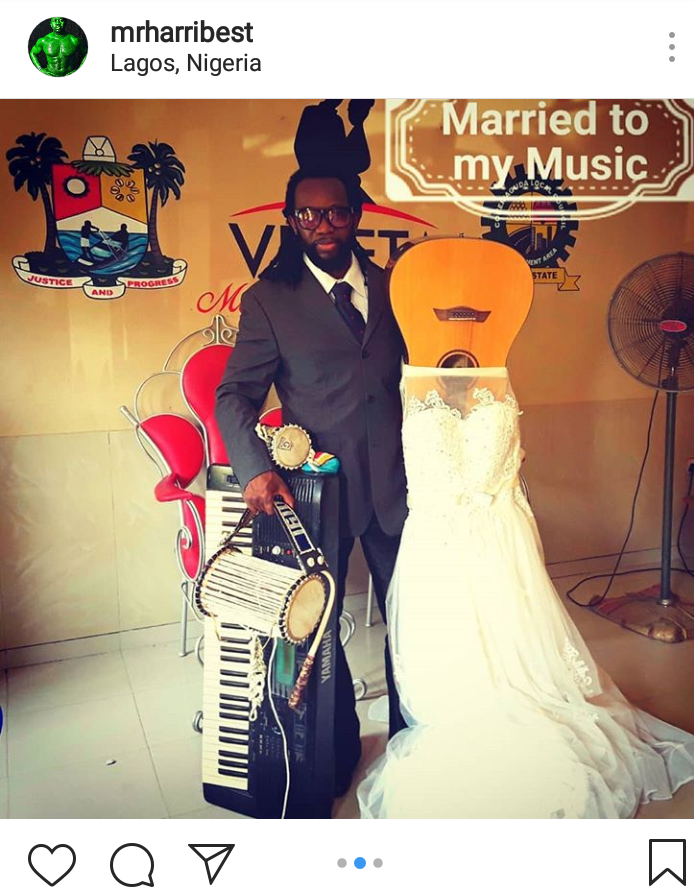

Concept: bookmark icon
[[649, 839, 686, 886], [188, 845, 235, 886]]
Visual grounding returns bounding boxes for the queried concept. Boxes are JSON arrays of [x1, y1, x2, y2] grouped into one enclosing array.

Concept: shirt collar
[[304, 252, 367, 299]]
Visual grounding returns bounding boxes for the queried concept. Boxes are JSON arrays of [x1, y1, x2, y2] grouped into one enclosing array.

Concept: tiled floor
[[1, 578, 694, 820]]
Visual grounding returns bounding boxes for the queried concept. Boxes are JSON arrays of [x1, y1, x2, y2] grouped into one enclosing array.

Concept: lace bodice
[[402, 367, 525, 515]]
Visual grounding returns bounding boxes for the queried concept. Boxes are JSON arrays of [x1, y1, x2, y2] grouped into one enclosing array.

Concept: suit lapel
[[364, 264, 386, 346]]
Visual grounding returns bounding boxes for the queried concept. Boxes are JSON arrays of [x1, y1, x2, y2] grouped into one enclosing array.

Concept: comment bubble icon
[[109, 844, 155, 888]]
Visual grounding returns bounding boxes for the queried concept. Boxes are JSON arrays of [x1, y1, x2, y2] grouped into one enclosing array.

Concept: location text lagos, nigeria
[[110, 19, 261, 75]]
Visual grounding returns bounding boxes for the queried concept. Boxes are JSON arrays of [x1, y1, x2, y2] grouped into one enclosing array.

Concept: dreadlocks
[[259, 168, 370, 288]]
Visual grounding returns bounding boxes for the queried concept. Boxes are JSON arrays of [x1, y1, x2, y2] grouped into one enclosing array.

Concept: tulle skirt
[[357, 498, 694, 818]]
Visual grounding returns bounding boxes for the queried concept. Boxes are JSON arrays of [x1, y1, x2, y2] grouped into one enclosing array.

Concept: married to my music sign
[[386, 99, 694, 219]]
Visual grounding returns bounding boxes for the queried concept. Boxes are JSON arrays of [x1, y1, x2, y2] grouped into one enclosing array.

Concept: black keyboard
[[202, 465, 339, 818]]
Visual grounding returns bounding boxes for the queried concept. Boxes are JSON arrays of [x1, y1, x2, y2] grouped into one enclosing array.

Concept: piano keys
[[204, 487, 253, 555]]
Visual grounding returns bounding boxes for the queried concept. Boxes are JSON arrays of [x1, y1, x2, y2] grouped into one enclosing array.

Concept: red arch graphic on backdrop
[[231, 202, 435, 228]]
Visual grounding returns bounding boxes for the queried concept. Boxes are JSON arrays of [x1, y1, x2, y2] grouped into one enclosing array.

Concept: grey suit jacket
[[215, 259, 408, 538]]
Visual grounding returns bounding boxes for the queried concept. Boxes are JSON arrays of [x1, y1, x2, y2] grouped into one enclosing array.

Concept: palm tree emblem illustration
[[129, 141, 186, 267], [7, 131, 67, 255]]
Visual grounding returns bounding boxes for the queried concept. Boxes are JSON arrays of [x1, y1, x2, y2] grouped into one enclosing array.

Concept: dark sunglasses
[[293, 206, 353, 231]]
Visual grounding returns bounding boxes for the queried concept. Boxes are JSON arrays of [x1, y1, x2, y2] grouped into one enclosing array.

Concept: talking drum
[[195, 499, 336, 709], [196, 548, 327, 644]]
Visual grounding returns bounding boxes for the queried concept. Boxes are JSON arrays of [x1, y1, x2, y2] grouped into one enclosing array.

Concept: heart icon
[[28, 845, 77, 886]]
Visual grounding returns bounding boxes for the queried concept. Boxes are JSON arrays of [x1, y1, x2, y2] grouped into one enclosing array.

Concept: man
[[112, 223, 130, 257], [30, 18, 83, 77], [79, 220, 98, 263], [215, 168, 408, 798]]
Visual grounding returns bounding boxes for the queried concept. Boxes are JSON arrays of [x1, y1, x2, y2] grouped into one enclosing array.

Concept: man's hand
[[243, 470, 295, 516]]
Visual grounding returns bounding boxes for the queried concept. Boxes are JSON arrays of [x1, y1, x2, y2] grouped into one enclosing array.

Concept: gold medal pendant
[[266, 424, 313, 470]]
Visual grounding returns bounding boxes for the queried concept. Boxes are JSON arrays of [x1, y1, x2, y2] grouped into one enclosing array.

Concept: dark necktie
[[332, 281, 366, 342]]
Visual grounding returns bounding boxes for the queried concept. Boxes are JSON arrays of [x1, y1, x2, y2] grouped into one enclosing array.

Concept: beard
[[304, 239, 353, 274]]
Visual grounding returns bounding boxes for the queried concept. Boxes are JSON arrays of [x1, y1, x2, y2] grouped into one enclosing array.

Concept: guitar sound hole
[[438, 351, 478, 369]]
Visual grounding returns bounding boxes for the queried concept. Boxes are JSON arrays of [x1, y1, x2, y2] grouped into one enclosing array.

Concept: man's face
[[288, 177, 359, 273], [51, 18, 65, 33]]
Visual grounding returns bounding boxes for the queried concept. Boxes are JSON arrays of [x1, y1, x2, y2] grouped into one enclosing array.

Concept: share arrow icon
[[188, 845, 236, 885]]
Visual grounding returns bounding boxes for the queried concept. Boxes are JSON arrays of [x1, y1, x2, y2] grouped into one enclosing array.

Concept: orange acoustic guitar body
[[388, 236, 534, 368]]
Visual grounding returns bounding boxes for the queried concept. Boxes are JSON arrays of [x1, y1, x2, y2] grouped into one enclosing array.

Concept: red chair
[[258, 406, 283, 428], [140, 414, 206, 582], [120, 407, 207, 656], [181, 344, 234, 466], [120, 314, 238, 658]]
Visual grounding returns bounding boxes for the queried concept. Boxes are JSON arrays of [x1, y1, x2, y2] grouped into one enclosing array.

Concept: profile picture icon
[[28, 17, 88, 77]]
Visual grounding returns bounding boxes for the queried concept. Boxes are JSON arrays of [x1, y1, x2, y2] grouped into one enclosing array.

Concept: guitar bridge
[[434, 306, 491, 322]]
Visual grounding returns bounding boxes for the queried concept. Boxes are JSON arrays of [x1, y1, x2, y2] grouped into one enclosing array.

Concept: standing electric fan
[[597, 252, 694, 643]]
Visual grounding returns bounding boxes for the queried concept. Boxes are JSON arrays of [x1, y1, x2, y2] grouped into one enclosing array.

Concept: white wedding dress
[[358, 365, 694, 818]]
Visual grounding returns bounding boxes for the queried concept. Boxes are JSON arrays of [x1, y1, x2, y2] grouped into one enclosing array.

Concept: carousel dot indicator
[[337, 859, 347, 868], [354, 857, 366, 869], [373, 859, 384, 868]]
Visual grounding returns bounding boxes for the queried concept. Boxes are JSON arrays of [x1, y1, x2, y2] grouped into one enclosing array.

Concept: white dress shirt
[[303, 252, 368, 323]]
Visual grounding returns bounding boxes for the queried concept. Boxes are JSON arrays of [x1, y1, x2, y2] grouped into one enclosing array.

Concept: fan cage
[[607, 252, 694, 393]]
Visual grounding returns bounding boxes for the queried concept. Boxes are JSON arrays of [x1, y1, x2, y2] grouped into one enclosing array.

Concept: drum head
[[282, 574, 327, 643]]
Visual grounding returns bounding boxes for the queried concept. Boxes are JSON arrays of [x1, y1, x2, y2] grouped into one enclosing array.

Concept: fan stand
[[591, 390, 694, 643]]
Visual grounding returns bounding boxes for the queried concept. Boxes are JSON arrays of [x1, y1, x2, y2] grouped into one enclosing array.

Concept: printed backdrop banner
[[386, 99, 694, 219], [1, 99, 694, 438]]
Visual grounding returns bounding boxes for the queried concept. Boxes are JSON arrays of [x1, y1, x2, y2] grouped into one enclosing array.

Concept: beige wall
[[0, 430, 181, 650], [1, 99, 693, 652]]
